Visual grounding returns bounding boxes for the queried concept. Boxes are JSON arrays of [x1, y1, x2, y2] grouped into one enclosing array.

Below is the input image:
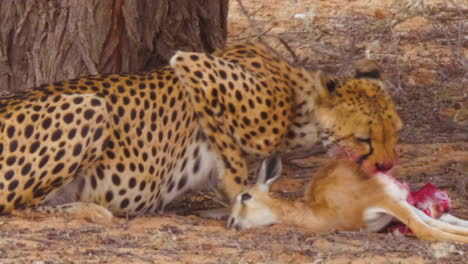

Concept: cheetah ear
[[314, 60, 384, 101], [353, 59, 382, 80], [314, 70, 338, 102], [257, 155, 282, 192]]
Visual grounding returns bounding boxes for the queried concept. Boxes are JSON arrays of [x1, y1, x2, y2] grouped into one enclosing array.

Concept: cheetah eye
[[241, 193, 252, 202], [356, 137, 371, 144]]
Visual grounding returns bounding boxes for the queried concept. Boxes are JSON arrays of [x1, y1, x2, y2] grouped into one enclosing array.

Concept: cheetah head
[[313, 60, 402, 175]]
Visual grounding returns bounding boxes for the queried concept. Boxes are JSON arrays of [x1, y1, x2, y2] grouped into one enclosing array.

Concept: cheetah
[[0, 41, 402, 218]]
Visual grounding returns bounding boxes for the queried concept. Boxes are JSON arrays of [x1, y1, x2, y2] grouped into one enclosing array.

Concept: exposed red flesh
[[386, 183, 451, 235]]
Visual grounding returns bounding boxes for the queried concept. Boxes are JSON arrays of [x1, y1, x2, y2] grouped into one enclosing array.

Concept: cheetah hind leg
[[26, 173, 115, 224], [34, 202, 115, 224]]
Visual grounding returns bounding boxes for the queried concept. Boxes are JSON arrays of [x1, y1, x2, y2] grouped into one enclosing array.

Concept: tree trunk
[[0, 0, 229, 92]]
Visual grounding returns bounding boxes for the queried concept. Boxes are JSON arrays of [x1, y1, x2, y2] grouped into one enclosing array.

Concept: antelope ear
[[257, 156, 282, 192], [353, 59, 382, 80]]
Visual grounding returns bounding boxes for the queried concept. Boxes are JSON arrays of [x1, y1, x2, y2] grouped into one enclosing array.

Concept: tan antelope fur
[[228, 157, 468, 243]]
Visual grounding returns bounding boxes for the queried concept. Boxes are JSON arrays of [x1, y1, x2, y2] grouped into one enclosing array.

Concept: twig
[[439, 7, 468, 15], [234, 0, 263, 37], [105, 249, 154, 263], [276, 37, 299, 64], [197, 191, 229, 207], [444, 0, 468, 19], [281, 145, 326, 162], [303, 42, 341, 59], [17, 236, 59, 245], [234, 0, 290, 62], [336, 36, 360, 75]]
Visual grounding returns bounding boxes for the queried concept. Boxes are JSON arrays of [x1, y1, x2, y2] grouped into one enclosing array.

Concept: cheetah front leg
[[171, 49, 296, 220], [195, 145, 248, 219], [197, 128, 249, 206], [170, 54, 258, 205], [217, 147, 249, 203]]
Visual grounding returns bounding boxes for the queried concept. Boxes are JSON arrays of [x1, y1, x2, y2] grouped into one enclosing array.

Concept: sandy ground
[[0, 143, 467, 264], [1, 0, 467, 263]]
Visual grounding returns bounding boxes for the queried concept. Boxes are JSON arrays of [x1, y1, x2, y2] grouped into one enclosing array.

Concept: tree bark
[[0, 0, 229, 92]]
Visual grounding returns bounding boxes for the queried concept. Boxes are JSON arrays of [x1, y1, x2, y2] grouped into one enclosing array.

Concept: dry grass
[[229, 0, 468, 144]]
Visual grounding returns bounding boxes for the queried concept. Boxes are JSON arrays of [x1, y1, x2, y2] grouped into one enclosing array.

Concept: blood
[[388, 222, 413, 235], [387, 183, 452, 235], [410, 183, 451, 218]]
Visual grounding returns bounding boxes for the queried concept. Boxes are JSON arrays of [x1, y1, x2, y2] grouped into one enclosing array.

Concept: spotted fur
[[0, 41, 401, 217]]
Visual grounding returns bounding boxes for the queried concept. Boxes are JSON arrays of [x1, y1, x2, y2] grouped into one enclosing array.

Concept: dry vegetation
[[228, 0, 467, 144], [0, 0, 467, 263]]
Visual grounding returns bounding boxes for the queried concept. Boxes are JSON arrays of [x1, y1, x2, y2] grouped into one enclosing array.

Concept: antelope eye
[[241, 193, 252, 202]]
